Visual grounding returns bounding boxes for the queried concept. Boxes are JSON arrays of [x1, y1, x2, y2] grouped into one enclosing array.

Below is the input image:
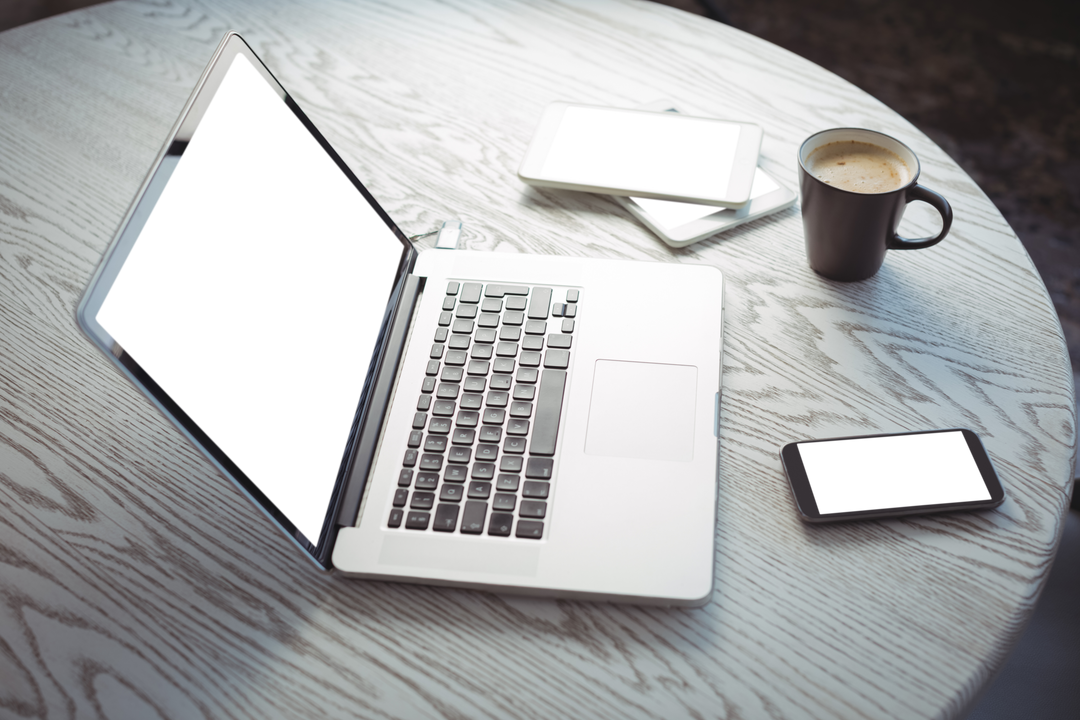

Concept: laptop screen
[[82, 40, 410, 559]]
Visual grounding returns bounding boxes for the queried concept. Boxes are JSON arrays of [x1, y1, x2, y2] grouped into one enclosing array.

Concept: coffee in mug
[[805, 141, 912, 194], [798, 128, 952, 282]]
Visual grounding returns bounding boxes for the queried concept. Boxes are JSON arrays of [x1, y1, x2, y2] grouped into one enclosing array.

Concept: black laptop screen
[[91, 48, 408, 548]]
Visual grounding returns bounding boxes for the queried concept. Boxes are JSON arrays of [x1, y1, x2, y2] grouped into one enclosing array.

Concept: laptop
[[77, 33, 724, 606]]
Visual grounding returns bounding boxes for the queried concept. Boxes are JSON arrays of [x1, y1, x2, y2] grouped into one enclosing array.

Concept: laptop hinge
[[335, 273, 423, 527]]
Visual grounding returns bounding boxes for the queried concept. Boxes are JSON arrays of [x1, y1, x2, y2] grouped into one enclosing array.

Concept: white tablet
[[518, 102, 762, 207], [618, 167, 796, 247]]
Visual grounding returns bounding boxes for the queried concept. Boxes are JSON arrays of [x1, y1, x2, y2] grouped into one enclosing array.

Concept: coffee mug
[[798, 128, 952, 282]]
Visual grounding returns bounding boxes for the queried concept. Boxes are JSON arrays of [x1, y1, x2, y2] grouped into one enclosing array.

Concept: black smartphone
[[779, 428, 1005, 523]]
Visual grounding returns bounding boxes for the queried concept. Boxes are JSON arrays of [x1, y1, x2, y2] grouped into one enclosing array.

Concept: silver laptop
[[77, 33, 724, 606]]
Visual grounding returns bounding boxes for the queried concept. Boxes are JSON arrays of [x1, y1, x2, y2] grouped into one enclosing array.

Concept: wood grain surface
[[0, 0, 1073, 718]]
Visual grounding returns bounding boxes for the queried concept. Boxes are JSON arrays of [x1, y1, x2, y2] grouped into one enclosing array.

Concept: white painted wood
[[0, 0, 1072, 717]]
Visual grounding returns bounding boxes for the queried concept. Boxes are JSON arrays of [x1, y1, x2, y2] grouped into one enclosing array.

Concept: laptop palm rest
[[378, 534, 540, 576]]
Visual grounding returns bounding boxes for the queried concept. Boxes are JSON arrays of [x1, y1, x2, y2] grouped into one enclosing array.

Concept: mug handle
[[888, 184, 953, 250]]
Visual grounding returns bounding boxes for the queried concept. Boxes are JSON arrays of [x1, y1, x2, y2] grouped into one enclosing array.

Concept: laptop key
[[481, 298, 503, 313], [388, 508, 404, 528], [519, 500, 547, 519], [460, 282, 482, 303], [415, 472, 439, 490], [522, 336, 543, 351], [455, 304, 477, 318], [452, 318, 474, 334], [528, 287, 552, 319], [516, 368, 538, 384], [547, 333, 571, 349], [496, 342, 518, 357], [472, 462, 496, 480], [452, 427, 475, 445], [488, 513, 514, 536], [561, 319, 575, 333], [485, 284, 529, 297], [566, 289, 579, 303], [398, 469, 414, 487], [526, 457, 554, 479], [483, 408, 506, 425], [475, 328, 497, 343], [434, 327, 448, 343], [416, 395, 431, 411], [433, 400, 456, 416], [516, 520, 544, 539], [420, 454, 443, 471], [470, 344, 493, 359], [522, 481, 549, 499], [493, 493, 517, 512], [502, 311, 524, 326], [457, 410, 479, 427], [405, 511, 430, 530], [447, 348, 470, 365], [512, 385, 535, 401], [438, 311, 452, 326], [493, 358, 515, 374], [446, 281, 459, 296], [507, 418, 529, 436], [467, 360, 490, 376], [461, 501, 487, 534], [461, 394, 483, 411], [430, 343, 444, 359], [505, 296, 527, 311], [412, 413, 426, 430], [499, 326, 521, 341], [408, 430, 423, 448], [496, 474, 520, 492], [503, 436, 526, 454], [448, 335, 470, 350], [442, 296, 456, 311], [510, 401, 533, 418], [393, 488, 409, 507], [468, 481, 492, 499], [564, 304, 577, 318], [424, 436, 447, 453], [520, 352, 541, 368], [433, 504, 459, 532], [531, 369, 566, 456], [448, 446, 472, 464], [403, 449, 418, 467], [476, 443, 499, 461], [487, 391, 509, 407], [544, 349, 570, 369], [494, 474, 520, 492], [428, 417, 451, 434], [490, 374, 512, 390], [551, 303, 565, 317], [500, 456, 523, 473], [411, 492, 435, 510], [444, 465, 468, 483], [436, 384, 459, 400], [478, 426, 502, 443], [524, 320, 546, 335], [441, 366, 464, 382], [478, 313, 500, 328], [439, 484, 464, 502], [422, 377, 436, 393], [426, 360, 440, 376]]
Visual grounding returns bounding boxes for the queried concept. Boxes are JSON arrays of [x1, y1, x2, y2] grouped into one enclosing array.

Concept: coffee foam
[[806, 141, 911, 193]]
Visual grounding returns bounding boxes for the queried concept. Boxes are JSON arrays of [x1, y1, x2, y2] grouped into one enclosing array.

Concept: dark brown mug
[[798, 128, 952, 282]]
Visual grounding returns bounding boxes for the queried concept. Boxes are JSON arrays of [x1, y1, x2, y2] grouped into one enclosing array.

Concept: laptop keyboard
[[387, 281, 579, 539]]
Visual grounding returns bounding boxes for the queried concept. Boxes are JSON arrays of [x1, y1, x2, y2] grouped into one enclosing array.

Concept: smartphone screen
[[780, 429, 1005, 521], [544, 109, 738, 194]]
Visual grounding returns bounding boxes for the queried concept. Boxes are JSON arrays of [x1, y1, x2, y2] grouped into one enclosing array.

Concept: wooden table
[[0, 1, 1074, 717]]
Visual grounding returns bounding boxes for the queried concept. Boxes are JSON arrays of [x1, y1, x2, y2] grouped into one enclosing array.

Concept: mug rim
[[798, 128, 922, 195]]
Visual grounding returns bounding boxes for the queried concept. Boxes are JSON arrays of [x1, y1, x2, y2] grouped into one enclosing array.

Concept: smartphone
[[779, 429, 1005, 523], [618, 167, 795, 246], [518, 102, 763, 207]]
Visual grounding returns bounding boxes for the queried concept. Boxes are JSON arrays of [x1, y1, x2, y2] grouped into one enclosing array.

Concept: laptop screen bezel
[[76, 32, 417, 569]]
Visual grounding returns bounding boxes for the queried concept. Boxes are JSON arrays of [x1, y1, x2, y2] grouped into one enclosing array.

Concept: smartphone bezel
[[779, 428, 1005, 523]]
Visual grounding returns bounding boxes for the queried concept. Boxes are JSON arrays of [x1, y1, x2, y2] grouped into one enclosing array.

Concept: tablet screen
[[539, 106, 741, 199]]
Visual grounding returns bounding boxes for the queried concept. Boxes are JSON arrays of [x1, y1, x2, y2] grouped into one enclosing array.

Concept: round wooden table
[[0, 1, 1073, 717]]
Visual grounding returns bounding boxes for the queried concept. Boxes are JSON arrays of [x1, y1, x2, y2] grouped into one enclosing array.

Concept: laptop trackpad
[[584, 360, 697, 462]]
